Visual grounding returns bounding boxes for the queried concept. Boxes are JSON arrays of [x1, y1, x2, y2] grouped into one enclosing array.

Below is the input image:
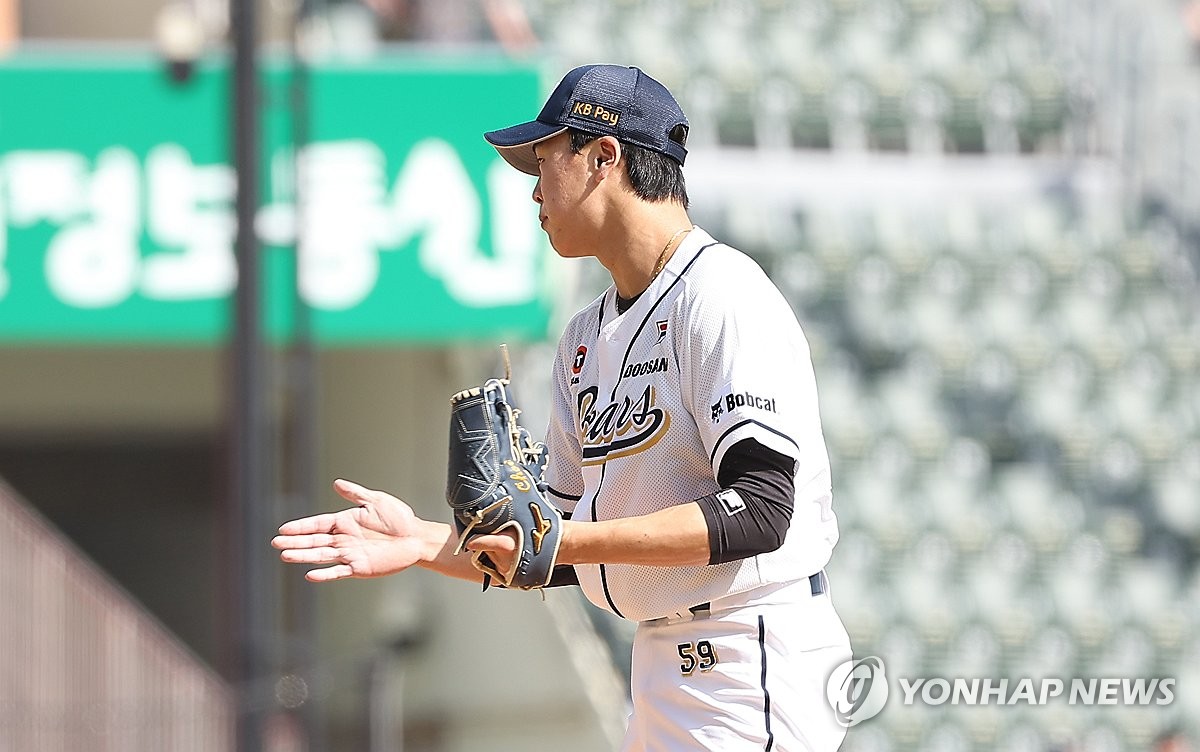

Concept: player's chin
[[544, 234, 567, 257], [545, 232, 588, 259]]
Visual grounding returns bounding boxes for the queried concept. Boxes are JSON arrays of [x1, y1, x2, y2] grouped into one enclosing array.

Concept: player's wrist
[[416, 519, 454, 566], [554, 518, 626, 566], [557, 518, 583, 565]]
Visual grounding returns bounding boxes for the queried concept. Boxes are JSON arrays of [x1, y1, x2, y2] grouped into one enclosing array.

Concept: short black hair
[[568, 129, 689, 208]]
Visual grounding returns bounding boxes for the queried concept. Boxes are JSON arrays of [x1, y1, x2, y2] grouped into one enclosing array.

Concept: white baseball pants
[[621, 575, 852, 752]]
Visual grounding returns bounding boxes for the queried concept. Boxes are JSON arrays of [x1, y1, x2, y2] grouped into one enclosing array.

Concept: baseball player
[[274, 64, 852, 751]]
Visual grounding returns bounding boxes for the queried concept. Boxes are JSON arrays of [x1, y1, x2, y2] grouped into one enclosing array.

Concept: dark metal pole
[[230, 0, 270, 747], [284, 1, 325, 745]]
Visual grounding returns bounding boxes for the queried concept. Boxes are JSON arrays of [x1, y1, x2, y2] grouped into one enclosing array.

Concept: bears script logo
[[577, 385, 671, 466]]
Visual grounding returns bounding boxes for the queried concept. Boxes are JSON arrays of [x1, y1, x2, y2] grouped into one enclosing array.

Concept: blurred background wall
[[1, 0, 1198, 750]]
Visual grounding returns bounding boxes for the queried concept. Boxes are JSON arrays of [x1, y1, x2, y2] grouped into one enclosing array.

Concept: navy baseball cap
[[485, 64, 689, 176]]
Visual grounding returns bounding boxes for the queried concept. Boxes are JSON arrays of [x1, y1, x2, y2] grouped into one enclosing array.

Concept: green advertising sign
[[0, 51, 555, 344]]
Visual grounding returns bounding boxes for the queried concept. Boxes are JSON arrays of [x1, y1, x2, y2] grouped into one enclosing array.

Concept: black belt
[[687, 571, 827, 615]]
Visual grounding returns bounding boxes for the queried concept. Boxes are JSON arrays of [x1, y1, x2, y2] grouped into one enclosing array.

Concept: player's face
[[532, 133, 599, 258]]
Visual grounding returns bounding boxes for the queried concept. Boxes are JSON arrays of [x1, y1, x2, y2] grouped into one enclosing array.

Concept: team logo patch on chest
[[571, 345, 587, 384], [576, 384, 671, 466]]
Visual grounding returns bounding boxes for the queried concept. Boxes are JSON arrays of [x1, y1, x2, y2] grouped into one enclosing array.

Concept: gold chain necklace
[[617, 227, 693, 314], [651, 226, 693, 282]]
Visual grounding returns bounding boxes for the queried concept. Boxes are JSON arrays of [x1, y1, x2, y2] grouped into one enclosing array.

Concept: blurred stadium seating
[[524, 0, 1076, 153], [512, 0, 1200, 749]]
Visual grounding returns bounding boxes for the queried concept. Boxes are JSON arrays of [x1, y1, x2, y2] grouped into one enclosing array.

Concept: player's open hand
[[272, 479, 436, 582]]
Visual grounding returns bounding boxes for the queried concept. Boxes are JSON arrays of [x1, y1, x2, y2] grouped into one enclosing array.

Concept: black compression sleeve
[[545, 565, 580, 588], [696, 438, 796, 565]]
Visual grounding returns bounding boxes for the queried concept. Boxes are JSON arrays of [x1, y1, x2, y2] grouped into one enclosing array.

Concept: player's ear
[[592, 136, 622, 173]]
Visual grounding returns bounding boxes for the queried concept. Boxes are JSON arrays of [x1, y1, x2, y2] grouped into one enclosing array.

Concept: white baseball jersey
[[543, 226, 840, 622]]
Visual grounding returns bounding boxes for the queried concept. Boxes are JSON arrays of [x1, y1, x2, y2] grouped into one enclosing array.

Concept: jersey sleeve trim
[[709, 418, 800, 468]]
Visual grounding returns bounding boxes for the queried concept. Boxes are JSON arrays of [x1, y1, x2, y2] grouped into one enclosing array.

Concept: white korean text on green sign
[[0, 52, 553, 343]]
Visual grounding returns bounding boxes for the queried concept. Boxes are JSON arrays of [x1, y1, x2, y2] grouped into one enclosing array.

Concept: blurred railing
[[0, 480, 232, 751]]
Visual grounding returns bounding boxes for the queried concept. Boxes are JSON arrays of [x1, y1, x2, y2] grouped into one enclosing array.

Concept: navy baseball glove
[[446, 364, 563, 590]]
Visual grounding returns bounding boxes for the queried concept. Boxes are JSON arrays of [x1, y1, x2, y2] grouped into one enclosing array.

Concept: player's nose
[[532, 177, 543, 204]]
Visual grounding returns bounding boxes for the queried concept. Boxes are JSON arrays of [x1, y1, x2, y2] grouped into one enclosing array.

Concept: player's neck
[[598, 203, 693, 300]]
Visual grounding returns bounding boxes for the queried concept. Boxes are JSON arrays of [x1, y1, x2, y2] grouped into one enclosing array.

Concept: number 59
[[677, 640, 719, 676]]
